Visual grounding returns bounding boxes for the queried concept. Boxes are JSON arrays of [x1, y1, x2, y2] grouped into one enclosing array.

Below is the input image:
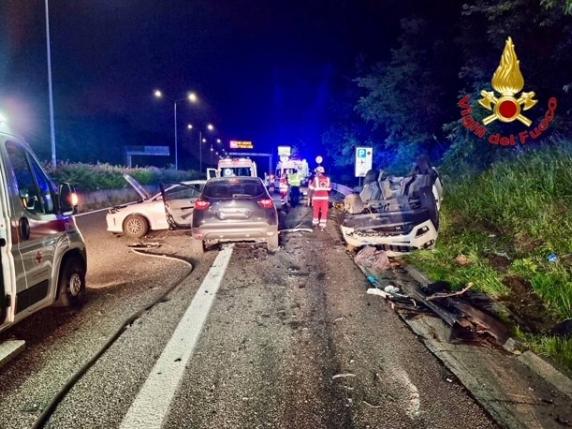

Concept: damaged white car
[[106, 174, 206, 238], [340, 164, 443, 256]]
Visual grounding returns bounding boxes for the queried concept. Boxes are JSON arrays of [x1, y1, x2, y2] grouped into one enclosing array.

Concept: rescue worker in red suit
[[279, 175, 289, 207], [309, 166, 331, 229]]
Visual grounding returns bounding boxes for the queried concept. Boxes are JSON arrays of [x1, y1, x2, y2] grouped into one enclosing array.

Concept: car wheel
[[267, 234, 279, 252], [123, 214, 149, 238], [190, 237, 204, 257], [59, 256, 86, 307]]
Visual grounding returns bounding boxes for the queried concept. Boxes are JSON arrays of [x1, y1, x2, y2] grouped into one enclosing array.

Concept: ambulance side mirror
[[59, 183, 79, 215]]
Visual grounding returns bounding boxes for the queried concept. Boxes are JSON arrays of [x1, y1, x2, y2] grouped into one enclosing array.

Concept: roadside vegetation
[[46, 162, 200, 192], [408, 143, 572, 370]]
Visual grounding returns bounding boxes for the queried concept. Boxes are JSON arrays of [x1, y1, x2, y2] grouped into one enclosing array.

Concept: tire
[[59, 256, 86, 308], [190, 237, 204, 257], [123, 214, 149, 238], [267, 233, 279, 252]]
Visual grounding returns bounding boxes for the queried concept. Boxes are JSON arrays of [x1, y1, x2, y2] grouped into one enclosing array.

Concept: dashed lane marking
[[119, 245, 234, 429]]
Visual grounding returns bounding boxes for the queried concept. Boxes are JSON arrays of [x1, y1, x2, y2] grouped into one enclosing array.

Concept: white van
[[0, 121, 86, 334], [207, 158, 258, 179]]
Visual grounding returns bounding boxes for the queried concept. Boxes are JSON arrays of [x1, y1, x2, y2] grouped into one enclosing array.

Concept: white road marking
[[120, 245, 234, 429]]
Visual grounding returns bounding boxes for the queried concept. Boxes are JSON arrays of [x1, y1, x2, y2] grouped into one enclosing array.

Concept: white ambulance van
[[207, 158, 258, 179], [0, 118, 86, 335]]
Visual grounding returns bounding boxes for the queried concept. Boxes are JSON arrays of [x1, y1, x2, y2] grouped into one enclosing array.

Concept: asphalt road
[[0, 207, 497, 429]]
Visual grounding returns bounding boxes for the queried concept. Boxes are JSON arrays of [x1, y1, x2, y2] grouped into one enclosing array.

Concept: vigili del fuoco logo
[[458, 37, 557, 146]]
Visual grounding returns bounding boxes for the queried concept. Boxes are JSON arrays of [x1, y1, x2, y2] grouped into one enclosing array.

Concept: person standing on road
[[279, 174, 289, 207], [309, 166, 331, 229], [288, 169, 302, 207]]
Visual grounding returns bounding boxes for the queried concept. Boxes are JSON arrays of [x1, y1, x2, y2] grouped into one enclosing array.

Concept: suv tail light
[[257, 198, 274, 209], [194, 199, 210, 210]]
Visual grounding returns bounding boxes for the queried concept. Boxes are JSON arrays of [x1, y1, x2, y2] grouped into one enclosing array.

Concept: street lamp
[[187, 126, 216, 172], [216, 138, 222, 144], [153, 89, 198, 170], [45, 0, 57, 167]]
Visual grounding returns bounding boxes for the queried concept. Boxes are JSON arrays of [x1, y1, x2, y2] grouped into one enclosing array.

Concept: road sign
[[355, 147, 373, 177], [277, 146, 291, 156], [229, 140, 254, 149]]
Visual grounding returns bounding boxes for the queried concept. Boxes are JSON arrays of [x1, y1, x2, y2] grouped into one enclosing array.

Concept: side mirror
[[59, 183, 78, 215]]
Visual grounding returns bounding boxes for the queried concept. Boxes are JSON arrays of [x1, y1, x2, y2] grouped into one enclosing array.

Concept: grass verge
[[407, 143, 572, 371]]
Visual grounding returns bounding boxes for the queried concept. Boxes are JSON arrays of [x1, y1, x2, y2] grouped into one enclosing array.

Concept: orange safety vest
[[309, 175, 331, 200]]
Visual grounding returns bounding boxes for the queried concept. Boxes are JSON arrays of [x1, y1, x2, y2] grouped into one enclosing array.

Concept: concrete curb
[[0, 340, 25, 370], [401, 263, 572, 402]]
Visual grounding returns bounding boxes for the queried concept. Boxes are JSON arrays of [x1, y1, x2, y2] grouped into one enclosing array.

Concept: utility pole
[[199, 130, 203, 172], [173, 101, 178, 169], [45, 0, 57, 167]]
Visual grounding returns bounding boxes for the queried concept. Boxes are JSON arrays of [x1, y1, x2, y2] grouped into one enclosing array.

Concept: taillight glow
[[70, 192, 79, 206], [194, 199, 210, 210], [258, 198, 274, 209]]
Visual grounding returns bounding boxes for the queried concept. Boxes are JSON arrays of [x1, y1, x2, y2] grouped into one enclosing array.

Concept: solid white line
[[119, 245, 234, 429]]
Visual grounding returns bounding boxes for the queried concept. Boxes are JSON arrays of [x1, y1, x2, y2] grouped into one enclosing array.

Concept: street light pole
[[173, 101, 178, 169], [199, 130, 203, 172], [45, 0, 57, 167]]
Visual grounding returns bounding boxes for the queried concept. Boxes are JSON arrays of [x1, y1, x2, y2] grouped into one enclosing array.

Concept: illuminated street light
[[202, 138, 207, 143], [188, 92, 198, 103], [207, 123, 214, 131], [187, 123, 193, 130], [216, 138, 222, 144], [153, 89, 199, 170], [210, 146, 214, 152]]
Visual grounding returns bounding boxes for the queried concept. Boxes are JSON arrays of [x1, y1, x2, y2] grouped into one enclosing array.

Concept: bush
[[45, 162, 201, 192], [408, 142, 572, 369], [411, 144, 572, 317]]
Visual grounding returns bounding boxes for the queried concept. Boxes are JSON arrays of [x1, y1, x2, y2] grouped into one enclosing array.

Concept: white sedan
[[106, 174, 206, 238]]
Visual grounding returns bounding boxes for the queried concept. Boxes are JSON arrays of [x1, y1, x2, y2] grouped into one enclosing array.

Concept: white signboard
[[277, 146, 291, 157], [355, 147, 373, 177]]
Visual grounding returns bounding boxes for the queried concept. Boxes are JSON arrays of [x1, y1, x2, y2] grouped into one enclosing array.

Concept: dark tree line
[[324, 0, 572, 176]]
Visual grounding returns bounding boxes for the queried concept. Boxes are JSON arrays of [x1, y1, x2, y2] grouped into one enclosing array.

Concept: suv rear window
[[203, 179, 265, 199]]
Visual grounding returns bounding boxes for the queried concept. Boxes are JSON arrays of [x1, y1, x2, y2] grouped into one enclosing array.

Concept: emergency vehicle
[[206, 157, 257, 179], [0, 117, 86, 336], [274, 158, 310, 188]]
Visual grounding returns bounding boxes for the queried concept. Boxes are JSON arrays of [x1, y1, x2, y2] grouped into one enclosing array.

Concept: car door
[[163, 183, 203, 226], [5, 141, 59, 314]]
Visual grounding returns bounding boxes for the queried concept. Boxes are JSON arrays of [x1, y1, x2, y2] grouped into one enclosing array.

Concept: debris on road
[[128, 241, 162, 249], [354, 246, 391, 276], [332, 373, 356, 380], [279, 228, 313, 234], [367, 288, 391, 298], [426, 282, 474, 301]]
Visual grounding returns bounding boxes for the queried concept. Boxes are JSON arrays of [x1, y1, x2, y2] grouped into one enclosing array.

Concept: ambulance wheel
[[59, 256, 86, 307], [190, 237, 204, 257], [123, 214, 149, 238], [267, 234, 279, 252]]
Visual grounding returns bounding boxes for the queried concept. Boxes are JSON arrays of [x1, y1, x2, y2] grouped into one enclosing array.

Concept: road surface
[[0, 207, 496, 429]]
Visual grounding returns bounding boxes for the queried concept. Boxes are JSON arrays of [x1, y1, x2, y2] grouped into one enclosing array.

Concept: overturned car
[[340, 164, 443, 256]]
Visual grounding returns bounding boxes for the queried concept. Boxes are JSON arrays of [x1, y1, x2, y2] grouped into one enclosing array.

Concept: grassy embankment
[[407, 145, 572, 370]]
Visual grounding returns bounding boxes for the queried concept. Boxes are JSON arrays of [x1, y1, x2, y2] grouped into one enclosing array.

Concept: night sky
[[0, 0, 409, 165]]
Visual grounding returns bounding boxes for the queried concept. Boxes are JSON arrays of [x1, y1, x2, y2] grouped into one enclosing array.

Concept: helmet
[[315, 166, 325, 174]]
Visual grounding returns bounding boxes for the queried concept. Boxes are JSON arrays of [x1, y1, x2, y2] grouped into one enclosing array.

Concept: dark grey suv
[[190, 177, 279, 254]]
